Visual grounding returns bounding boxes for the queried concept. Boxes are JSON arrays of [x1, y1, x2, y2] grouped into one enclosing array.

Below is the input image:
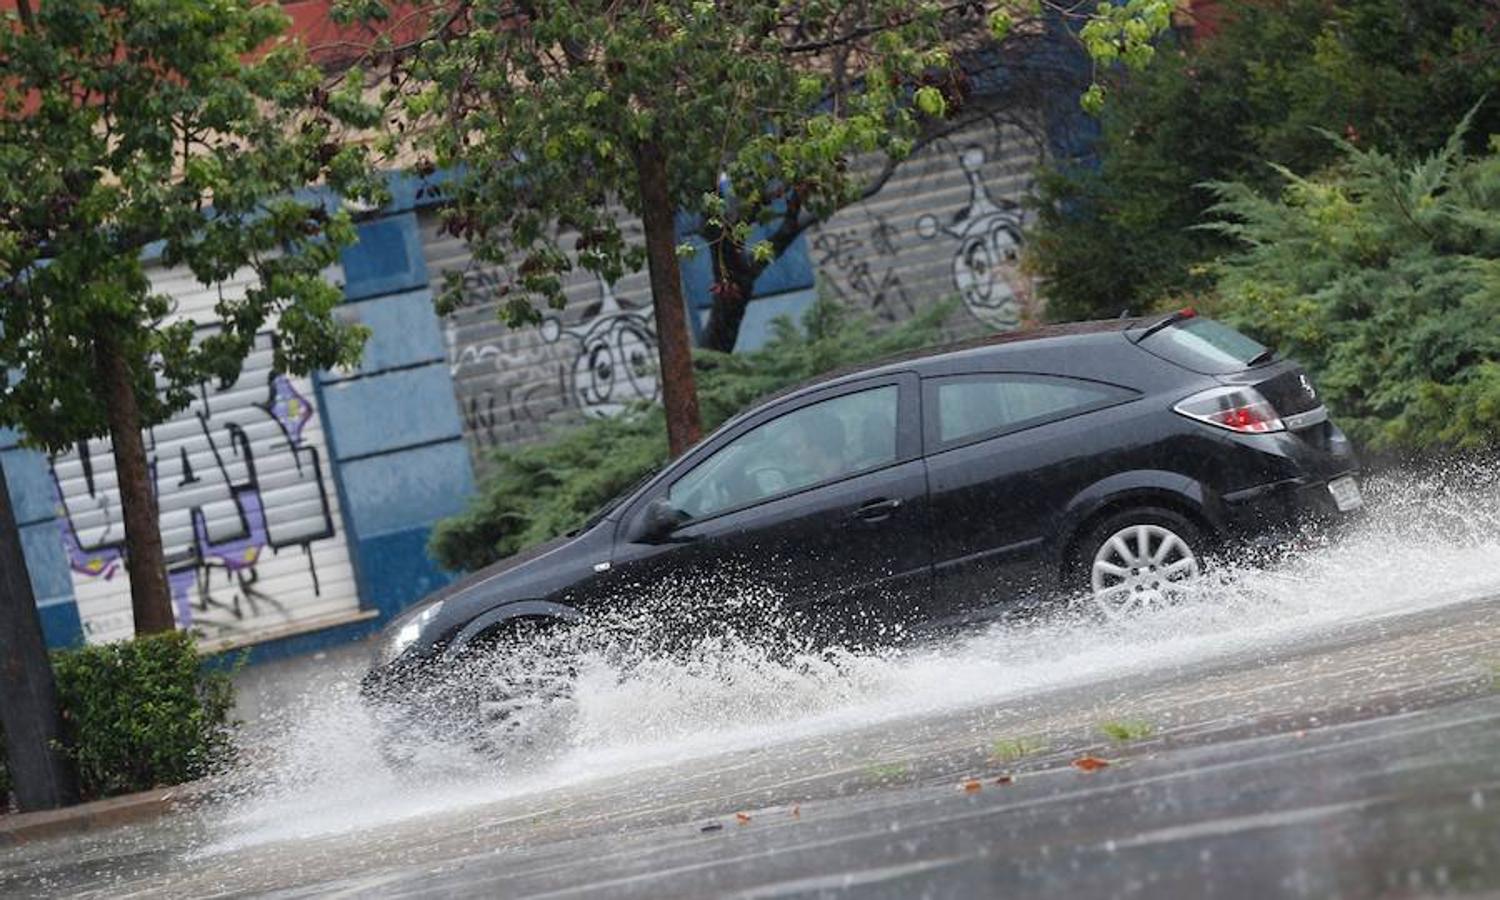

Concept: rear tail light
[[1173, 386, 1285, 434]]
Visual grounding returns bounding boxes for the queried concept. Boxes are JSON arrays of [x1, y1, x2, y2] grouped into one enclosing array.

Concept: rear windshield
[[1136, 317, 1270, 374]]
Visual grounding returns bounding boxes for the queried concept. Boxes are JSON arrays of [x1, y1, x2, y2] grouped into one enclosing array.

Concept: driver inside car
[[782, 411, 848, 490]]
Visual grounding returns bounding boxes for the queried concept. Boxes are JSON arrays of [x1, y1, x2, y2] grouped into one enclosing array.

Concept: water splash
[[203, 460, 1500, 853]]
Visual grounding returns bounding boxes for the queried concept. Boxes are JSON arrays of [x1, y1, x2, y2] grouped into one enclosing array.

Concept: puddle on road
[[203, 461, 1500, 854]]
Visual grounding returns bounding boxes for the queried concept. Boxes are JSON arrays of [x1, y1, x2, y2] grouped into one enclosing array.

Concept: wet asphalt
[[3, 596, 1499, 899]]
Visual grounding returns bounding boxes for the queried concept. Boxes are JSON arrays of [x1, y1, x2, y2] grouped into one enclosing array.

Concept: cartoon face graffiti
[[568, 310, 659, 417], [542, 278, 661, 418], [951, 217, 1026, 329], [917, 145, 1032, 331]]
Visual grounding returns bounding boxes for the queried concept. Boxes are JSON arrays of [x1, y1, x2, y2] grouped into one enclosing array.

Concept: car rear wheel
[[1079, 508, 1203, 619]]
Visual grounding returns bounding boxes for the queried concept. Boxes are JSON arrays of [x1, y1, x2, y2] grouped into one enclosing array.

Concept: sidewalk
[[0, 782, 212, 847], [1, 637, 377, 846]]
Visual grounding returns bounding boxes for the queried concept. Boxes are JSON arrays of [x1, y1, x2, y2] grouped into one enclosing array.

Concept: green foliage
[[863, 761, 912, 781], [991, 736, 1049, 761], [0, 0, 386, 452], [349, 1, 1170, 326], [1098, 719, 1154, 742], [49, 631, 237, 801], [429, 299, 955, 572], [1205, 117, 1500, 452], [1030, 0, 1500, 322]]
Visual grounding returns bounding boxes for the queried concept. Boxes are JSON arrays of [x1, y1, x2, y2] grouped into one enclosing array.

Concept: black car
[[366, 311, 1360, 729]]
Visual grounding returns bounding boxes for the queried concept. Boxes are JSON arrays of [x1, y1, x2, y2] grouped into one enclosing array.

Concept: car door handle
[[851, 498, 903, 523]]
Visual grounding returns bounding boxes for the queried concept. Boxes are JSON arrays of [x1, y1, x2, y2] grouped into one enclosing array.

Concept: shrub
[[1205, 115, 1500, 453], [1029, 0, 1500, 322], [430, 298, 957, 571], [50, 630, 237, 801]]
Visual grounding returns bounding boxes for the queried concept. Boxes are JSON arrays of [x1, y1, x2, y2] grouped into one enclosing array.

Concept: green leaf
[[914, 85, 946, 118], [1081, 83, 1106, 115], [988, 9, 1014, 41]]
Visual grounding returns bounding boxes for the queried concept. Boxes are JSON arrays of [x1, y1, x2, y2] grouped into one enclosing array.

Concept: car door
[[608, 373, 932, 646], [920, 371, 1140, 624]]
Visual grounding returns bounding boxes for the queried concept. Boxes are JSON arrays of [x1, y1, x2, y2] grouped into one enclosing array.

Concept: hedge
[[0, 630, 237, 808]]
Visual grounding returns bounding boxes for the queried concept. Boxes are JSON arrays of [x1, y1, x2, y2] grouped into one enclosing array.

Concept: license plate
[[1328, 476, 1363, 512]]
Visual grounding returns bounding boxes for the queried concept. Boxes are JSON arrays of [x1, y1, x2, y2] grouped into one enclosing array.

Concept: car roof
[[750, 315, 1152, 410]]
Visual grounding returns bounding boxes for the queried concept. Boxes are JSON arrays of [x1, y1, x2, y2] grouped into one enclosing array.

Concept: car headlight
[[382, 600, 444, 664]]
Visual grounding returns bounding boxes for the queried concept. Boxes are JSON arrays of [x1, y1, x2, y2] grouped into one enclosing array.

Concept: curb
[[0, 782, 207, 847]]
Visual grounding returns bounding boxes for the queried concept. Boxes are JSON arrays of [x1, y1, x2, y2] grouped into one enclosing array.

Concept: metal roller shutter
[[49, 264, 364, 647]]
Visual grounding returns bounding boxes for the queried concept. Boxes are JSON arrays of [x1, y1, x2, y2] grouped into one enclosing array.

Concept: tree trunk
[[700, 244, 758, 353], [635, 140, 703, 457], [0, 456, 79, 811], [95, 334, 175, 635]]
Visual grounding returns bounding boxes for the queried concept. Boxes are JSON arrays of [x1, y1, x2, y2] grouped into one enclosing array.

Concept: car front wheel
[[466, 622, 579, 765], [1078, 508, 1204, 619]]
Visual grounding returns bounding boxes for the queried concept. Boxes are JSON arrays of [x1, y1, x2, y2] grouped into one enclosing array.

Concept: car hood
[[381, 521, 613, 660], [421, 532, 578, 609]]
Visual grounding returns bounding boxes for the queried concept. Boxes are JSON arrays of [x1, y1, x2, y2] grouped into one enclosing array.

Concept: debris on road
[[1072, 755, 1111, 772]]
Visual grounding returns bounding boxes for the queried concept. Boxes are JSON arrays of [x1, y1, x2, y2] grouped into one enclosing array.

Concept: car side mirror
[[639, 497, 691, 543]]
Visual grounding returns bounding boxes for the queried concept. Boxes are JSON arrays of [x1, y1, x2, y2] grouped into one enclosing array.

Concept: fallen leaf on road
[[790, 805, 800, 818], [994, 775, 1014, 785], [961, 779, 982, 793], [735, 812, 752, 824], [1072, 755, 1111, 772], [700, 822, 723, 833]]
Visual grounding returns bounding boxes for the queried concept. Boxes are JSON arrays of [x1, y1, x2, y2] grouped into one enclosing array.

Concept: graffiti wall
[[425, 115, 1043, 468], [50, 265, 362, 646], [806, 116, 1043, 335], [422, 213, 662, 465]]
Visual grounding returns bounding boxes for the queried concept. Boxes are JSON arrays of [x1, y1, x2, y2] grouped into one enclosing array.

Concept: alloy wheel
[[1090, 523, 1201, 618]]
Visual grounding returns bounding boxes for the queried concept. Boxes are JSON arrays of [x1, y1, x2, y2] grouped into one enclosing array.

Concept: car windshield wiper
[[1246, 347, 1277, 366]]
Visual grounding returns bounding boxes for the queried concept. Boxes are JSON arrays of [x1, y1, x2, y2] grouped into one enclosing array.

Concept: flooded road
[[4, 466, 1500, 897]]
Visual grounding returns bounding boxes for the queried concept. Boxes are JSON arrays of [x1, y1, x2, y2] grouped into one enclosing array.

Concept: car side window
[[669, 385, 899, 519], [934, 374, 1126, 445]]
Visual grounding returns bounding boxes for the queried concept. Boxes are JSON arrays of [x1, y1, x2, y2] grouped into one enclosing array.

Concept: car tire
[[1075, 506, 1205, 619], [465, 621, 579, 765]]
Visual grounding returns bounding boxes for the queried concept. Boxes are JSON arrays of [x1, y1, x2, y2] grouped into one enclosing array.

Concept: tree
[[0, 1, 386, 635], [337, 0, 1176, 456], [1204, 116, 1500, 452], [1029, 0, 1500, 322]]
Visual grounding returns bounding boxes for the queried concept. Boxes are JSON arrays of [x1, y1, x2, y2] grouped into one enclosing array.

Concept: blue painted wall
[[313, 210, 474, 637], [0, 432, 84, 648]]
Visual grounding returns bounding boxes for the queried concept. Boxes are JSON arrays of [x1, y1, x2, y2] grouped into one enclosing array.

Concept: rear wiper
[[1130, 307, 1197, 343]]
